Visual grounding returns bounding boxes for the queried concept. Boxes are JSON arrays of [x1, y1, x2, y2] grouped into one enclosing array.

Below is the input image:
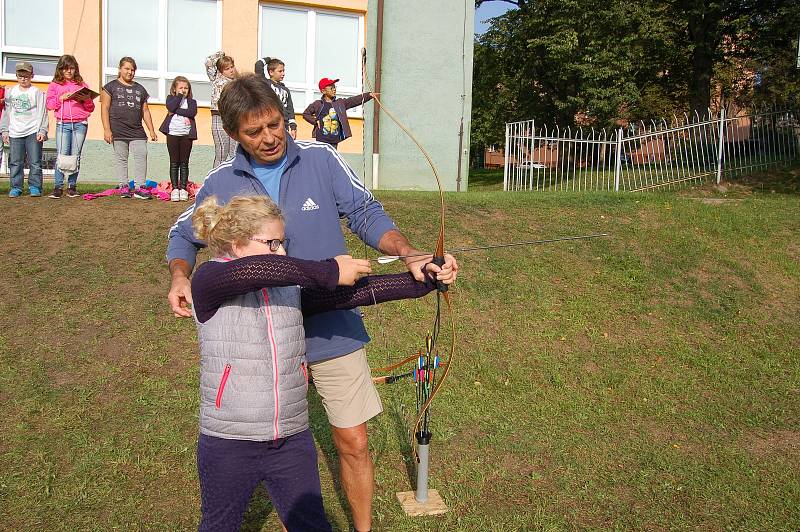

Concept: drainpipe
[[371, 0, 383, 189]]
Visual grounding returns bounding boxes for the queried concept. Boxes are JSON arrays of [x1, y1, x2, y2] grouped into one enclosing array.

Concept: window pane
[[290, 90, 305, 110], [4, 0, 59, 50], [168, 0, 218, 74], [315, 13, 359, 88], [107, 0, 159, 70], [261, 7, 307, 84], [3, 55, 58, 77]]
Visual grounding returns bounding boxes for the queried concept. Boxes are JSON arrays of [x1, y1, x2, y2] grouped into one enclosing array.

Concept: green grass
[[0, 166, 799, 530]]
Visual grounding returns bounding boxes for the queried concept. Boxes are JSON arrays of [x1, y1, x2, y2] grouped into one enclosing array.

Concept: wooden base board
[[396, 489, 448, 516]]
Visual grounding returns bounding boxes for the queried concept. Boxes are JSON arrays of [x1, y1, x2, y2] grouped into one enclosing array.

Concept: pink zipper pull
[[215, 363, 231, 409]]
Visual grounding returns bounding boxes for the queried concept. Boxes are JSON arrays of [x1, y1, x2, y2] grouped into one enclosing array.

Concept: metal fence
[[503, 107, 800, 192]]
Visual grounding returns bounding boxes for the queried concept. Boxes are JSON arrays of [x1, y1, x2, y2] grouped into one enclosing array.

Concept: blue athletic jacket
[[167, 138, 397, 362]]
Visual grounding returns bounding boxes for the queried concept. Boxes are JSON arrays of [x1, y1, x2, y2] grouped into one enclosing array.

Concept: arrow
[[375, 233, 610, 264]]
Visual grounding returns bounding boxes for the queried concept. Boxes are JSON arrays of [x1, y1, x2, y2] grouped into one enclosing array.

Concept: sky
[[474, 1, 514, 35]]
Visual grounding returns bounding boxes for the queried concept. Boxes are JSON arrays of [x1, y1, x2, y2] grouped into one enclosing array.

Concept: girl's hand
[[150, 131, 158, 141], [2, 133, 8, 145], [184, 118, 191, 125], [60, 92, 73, 101], [103, 129, 113, 144], [334, 255, 372, 286]]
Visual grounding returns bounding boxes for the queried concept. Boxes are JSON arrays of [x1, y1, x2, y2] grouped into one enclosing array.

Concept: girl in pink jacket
[[46, 55, 96, 198]]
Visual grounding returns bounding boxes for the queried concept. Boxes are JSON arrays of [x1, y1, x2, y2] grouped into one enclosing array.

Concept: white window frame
[[258, 3, 365, 118], [102, 0, 222, 107], [0, 0, 64, 83]]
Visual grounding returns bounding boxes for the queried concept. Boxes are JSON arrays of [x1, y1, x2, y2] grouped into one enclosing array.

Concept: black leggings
[[166, 134, 193, 163]]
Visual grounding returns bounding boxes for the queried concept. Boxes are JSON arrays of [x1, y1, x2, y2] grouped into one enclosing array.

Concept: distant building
[[0, 0, 473, 189]]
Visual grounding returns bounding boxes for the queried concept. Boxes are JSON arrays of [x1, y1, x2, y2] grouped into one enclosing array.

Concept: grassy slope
[[0, 168, 798, 530]]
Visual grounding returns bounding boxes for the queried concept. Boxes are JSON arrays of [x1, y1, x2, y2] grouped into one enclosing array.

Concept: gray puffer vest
[[194, 283, 309, 441]]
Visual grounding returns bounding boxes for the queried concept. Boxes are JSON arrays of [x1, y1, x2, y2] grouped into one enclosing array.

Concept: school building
[[0, 0, 473, 190]]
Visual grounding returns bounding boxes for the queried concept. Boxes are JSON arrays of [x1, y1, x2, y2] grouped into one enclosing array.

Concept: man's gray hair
[[218, 73, 284, 133]]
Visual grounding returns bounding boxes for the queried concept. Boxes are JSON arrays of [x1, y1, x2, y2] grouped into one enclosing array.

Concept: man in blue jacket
[[167, 74, 457, 532]]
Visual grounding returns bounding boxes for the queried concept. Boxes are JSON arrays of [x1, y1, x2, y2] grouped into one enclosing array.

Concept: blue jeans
[[54, 121, 88, 188], [9, 133, 43, 191]]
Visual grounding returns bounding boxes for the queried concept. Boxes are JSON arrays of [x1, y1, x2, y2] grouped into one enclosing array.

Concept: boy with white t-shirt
[[0, 62, 49, 197]]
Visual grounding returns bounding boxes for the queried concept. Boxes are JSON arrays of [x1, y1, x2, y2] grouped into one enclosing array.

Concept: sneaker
[[67, 187, 79, 198], [8, 187, 22, 198], [133, 189, 152, 200], [120, 186, 133, 198], [29, 186, 42, 197], [49, 187, 63, 199], [170, 189, 180, 202], [179, 189, 189, 201]]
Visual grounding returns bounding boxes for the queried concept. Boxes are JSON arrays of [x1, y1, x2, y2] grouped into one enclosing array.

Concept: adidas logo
[[301, 198, 320, 211]]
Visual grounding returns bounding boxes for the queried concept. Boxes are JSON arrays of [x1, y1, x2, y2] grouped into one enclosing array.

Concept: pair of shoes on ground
[[9, 186, 43, 197], [47, 187, 79, 199], [170, 189, 189, 202], [120, 187, 152, 200]]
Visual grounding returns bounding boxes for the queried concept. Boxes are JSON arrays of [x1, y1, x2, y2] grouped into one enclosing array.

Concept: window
[[259, 4, 365, 116], [103, 0, 221, 106], [0, 0, 63, 82]]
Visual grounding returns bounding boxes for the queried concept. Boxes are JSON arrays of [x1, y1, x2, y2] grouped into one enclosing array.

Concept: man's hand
[[404, 253, 459, 285], [334, 255, 372, 286], [168, 259, 194, 317]]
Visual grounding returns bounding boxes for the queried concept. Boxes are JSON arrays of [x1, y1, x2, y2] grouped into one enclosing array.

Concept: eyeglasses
[[249, 237, 288, 252]]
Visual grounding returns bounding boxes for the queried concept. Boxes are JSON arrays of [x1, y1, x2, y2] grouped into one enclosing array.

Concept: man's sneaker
[[8, 187, 22, 198], [133, 189, 152, 200], [29, 186, 42, 197], [67, 187, 79, 198], [170, 189, 180, 202], [49, 187, 63, 199], [179, 189, 189, 201]]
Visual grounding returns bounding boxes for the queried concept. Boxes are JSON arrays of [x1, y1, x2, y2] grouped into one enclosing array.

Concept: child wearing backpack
[[190, 194, 440, 531], [0, 62, 49, 197], [101, 56, 159, 199], [159, 76, 197, 201]]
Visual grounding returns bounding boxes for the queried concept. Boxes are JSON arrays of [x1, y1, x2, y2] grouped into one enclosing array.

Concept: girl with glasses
[[189, 194, 442, 531]]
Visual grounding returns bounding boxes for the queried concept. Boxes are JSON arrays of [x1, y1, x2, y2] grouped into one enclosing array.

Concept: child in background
[[206, 51, 238, 167], [256, 57, 297, 139], [0, 85, 5, 171], [0, 62, 49, 197], [100, 56, 158, 200], [302, 78, 373, 150], [190, 194, 438, 531], [46, 55, 96, 199], [159, 76, 197, 201]]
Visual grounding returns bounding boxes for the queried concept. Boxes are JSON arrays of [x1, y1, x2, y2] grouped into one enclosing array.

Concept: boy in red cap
[[302, 77, 372, 149]]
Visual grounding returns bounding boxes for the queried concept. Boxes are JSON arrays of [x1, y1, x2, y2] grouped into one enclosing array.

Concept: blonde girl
[[189, 195, 436, 531]]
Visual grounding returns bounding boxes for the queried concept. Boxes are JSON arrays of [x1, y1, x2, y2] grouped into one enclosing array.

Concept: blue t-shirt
[[252, 154, 287, 202]]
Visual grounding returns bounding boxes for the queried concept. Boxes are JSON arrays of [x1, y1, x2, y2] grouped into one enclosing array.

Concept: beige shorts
[[308, 348, 383, 428]]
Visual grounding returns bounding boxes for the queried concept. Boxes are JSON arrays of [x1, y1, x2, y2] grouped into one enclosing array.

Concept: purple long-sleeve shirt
[[191, 254, 435, 324]]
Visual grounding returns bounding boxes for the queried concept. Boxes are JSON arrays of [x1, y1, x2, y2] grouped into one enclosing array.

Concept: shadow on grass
[[240, 484, 278, 531]]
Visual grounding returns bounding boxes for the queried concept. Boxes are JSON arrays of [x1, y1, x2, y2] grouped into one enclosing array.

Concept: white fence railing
[[503, 108, 800, 192]]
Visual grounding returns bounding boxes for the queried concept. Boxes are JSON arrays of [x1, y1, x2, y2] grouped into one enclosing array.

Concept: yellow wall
[[63, 0, 366, 153]]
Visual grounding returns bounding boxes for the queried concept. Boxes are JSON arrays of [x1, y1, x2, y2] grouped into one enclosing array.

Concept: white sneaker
[[170, 189, 180, 202], [179, 189, 189, 201]]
